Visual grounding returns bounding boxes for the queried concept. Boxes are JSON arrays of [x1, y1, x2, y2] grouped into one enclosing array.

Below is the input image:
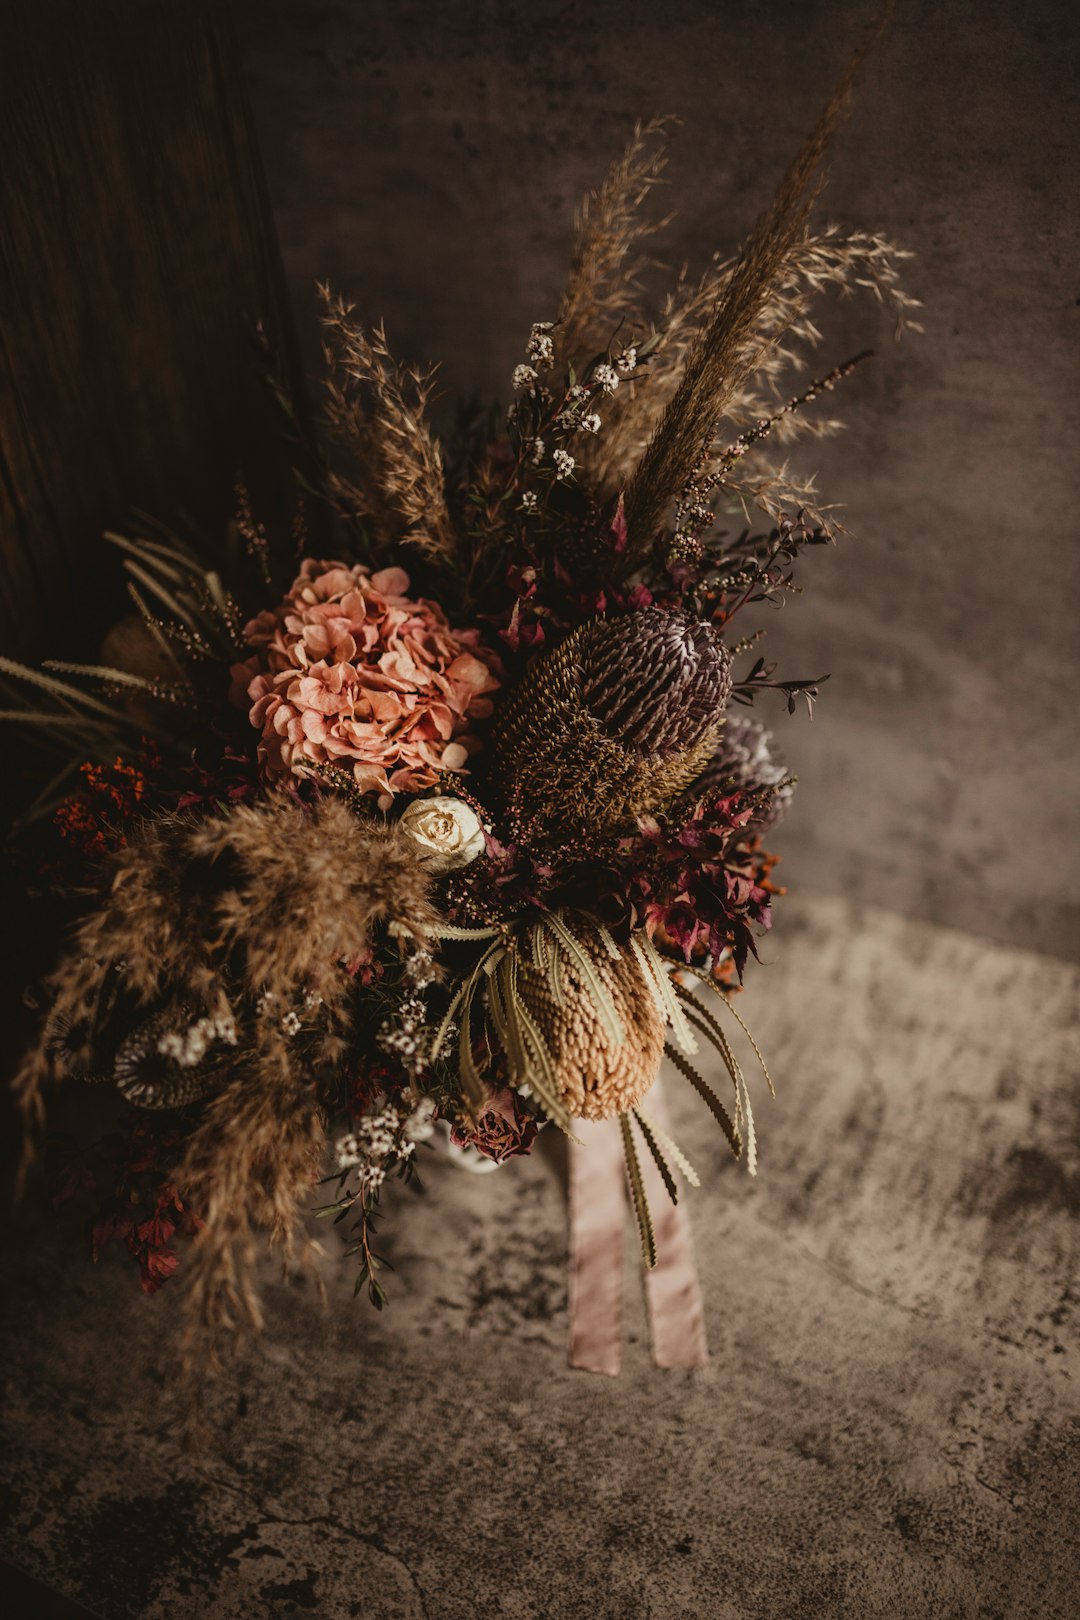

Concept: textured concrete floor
[[1, 892, 1077, 1618]]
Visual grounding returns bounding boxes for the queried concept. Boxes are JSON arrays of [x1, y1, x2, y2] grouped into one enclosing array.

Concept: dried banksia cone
[[494, 608, 731, 848], [683, 714, 795, 831], [499, 919, 666, 1121]]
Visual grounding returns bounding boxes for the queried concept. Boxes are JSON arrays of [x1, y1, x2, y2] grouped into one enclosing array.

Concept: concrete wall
[[230, 0, 1080, 960]]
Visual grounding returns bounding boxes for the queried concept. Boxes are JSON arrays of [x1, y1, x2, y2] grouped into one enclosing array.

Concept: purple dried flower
[[580, 609, 732, 757], [686, 715, 794, 830], [450, 1088, 539, 1162]]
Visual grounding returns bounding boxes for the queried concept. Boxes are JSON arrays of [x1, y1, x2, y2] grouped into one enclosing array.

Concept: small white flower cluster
[[512, 363, 538, 392], [281, 1009, 302, 1036], [581, 412, 601, 434], [553, 448, 575, 480], [526, 321, 555, 370], [335, 1094, 439, 1196], [405, 947, 437, 992], [519, 489, 539, 514], [593, 363, 620, 394], [403, 1096, 437, 1141], [378, 993, 428, 1072], [157, 1011, 237, 1069], [336, 1108, 396, 1193], [617, 346, 637, 374]]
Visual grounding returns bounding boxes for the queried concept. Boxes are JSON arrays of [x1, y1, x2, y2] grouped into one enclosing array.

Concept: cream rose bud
[[398, 796, 485, 872]]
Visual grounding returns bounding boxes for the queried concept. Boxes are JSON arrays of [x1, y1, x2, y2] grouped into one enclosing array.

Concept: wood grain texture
[[1, 893, 1075, 1617], [0, 0, 308, 657]]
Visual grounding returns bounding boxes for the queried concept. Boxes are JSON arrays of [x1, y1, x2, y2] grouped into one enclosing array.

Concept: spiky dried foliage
[[493, 610, 729, 849], [0, 525, 252, 827], [621, 26, 886, 557], [320, 285, 457, 563], [553, 116, 672, 374]]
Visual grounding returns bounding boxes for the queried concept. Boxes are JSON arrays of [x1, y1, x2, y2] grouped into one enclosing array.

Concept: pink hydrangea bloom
[[230, 560, 500, 804]]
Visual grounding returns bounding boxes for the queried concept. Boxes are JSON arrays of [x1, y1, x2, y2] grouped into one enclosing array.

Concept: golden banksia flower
[[485, 915, 667, 1123], [494, 608, 732, 850]]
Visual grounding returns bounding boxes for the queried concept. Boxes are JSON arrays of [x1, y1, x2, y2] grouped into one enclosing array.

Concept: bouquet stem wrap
[[568, 1079, 708, 1374]]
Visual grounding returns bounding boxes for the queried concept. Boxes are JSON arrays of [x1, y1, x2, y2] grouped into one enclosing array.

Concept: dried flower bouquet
[[5, 45, 916, 1401]]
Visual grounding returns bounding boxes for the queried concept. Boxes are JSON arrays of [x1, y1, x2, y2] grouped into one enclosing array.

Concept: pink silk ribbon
[[568, 1080, 708, 1375]]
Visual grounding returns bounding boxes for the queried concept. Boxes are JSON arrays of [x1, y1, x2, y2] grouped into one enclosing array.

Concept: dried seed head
[[494, 609, 730, 849], [684, 714, 794, 830], [113, 1008, 232, 1109]]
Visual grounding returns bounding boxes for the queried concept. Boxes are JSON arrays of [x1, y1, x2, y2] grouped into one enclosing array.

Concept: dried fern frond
[[622, 25, 886, 556], [631, 1108, 680, 1206], [664, 1040, 742, 1160], [320, 286, 457, 564], [633, 1105, 701, 1188], [554, 115, 674, 372]]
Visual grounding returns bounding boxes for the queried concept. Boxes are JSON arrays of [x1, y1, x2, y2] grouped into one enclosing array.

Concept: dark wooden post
[[0, 0, 309, 657]]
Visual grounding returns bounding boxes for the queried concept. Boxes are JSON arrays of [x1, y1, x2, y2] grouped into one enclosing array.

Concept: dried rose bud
[[399, 795, 485, 872], [450, 1088, 539, 1162]]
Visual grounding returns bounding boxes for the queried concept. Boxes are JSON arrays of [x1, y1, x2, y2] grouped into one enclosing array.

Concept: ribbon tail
[[567, 1116, 626, 1375], [640, 1083, 709, 1371]]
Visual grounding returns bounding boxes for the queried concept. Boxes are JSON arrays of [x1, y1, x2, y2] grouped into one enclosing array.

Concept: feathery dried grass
[[13, 794, 440, 1414], [622, 24, 886, 556], [173, 1050, 326, 1430], [554, 116, 673, 373], [320, 286, 457, 564], [589, 228, 919, 500]]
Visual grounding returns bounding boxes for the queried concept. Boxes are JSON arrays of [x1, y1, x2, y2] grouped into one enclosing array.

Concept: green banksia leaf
[[620, 1111, 657, 1268]]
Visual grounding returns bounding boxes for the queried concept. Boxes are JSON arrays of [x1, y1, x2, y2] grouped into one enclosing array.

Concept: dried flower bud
[[450, 1088, 539, 1161], [508, 922, 665, 1120], [399, 795, 485, 872], [580, 609, 732, 758]]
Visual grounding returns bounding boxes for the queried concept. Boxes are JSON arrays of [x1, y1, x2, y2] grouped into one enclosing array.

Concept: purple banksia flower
[[494, 609, 732, 849]]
